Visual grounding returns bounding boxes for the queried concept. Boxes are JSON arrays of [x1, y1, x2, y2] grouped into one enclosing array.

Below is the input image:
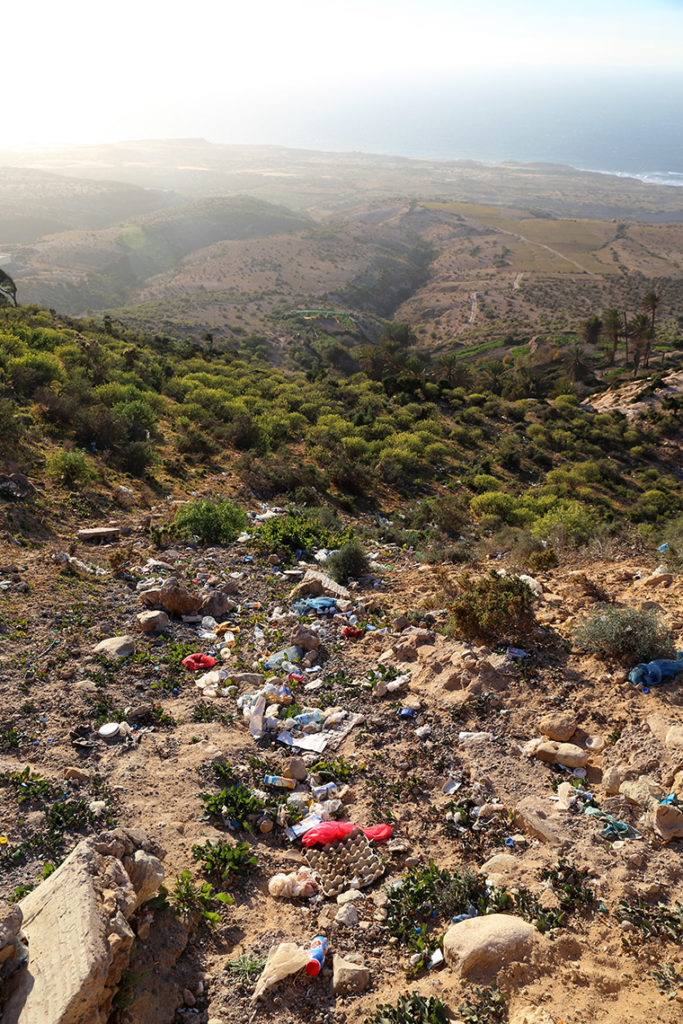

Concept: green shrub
[[173, 499, 247, 545], [9, 353, 64, 397], [326, 540, 370, 583], [46, 450, 93, 487], [470, 490, 517, 524], [471, 473, 502, 493], [256, 508, 349, 555], [449, 571, 536, 642], [572, 606, 675, 664], [531, 500, 598, 547], [191, 839, 258, 884]]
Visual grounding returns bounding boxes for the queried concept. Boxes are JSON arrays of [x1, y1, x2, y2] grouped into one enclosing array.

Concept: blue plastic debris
[[398, 708, 418, 719], [292, 597, 338, 615], [506, 647, 529, 659], [658, 542, 669, 553], [628, 652, 683, 689]]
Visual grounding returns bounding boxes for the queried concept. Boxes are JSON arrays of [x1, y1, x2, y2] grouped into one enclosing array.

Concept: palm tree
[[602, 308, 621, 365], [630, 312, 652, 375], [641, 290, 659, 367]]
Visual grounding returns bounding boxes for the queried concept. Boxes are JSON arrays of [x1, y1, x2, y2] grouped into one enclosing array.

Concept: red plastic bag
[[301, 821, 392, 847], [342, 626, 364, 640], [181, 653, 217, 671]]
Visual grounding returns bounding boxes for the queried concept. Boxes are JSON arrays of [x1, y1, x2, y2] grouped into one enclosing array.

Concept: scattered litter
[[182, 653, 217, 671], [268, 867, 318, 898], [301, 822, 392, 847], [305, 936, 328, 976], [629, 653, 683, 689], [252, 942, 309, 1000], [305, 827, 384, 896]]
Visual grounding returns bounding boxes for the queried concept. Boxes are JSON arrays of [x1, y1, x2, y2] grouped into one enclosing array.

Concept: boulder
[[3, 828, 165, 1024], [143, 579, 203, 617], [332, 954, 371, 995], [538, 711, 577, 743], [647, 714, 676, 745], [92, 636, 135, 660], [136, 610, 170, 634], [526, 740, 589, 768], [198, 589, 237, 619], [443, 914, 536, 979]]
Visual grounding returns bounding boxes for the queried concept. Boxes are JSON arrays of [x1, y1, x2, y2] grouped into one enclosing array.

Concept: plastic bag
[[252, 942, 309, 1000], [301, 821, 392, 847], [182, 653, 217, 671]]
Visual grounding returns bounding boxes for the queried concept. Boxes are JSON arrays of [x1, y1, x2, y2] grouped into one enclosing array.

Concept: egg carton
[[304, 827, 384, 897]]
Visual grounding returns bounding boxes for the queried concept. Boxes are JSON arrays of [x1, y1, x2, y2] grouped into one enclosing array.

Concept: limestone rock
[[619, 776, 664, 810], [647, 714, 676, 745], [443, 914, 536, 978], [665, 725, 683, 750], [64, 767, 90, 783], [3, 829, 165, 1024], [538, 711, 577, 742], [136, 610, 169, 634], [337, 889, 363, 906], [332, 953, 371, 995], [198, 589, 236, 619], [652, 803, 683, 841], [335, 903, 359, 927], [514, 797, 568, 848], [122, 850, 165, 911], [602, 766, 626, 795], [143, 579, 203, 617], [290, 625, 320, 651], [0, 901, 24, 977], [92, 636, 136, 660], [77, 527, 121, 543], [527, 740, 589, 768], [282, 757, 308, 782], [289, 570, 351, 601]]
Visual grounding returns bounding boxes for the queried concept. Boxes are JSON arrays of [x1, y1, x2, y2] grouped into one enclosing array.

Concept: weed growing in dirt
[[191, 702, 233, 724], [572, 605, 674, 663], [458, 984, 507, 1024], [0, 766, 57, 806], [616, 897, 683, 940], [309, 756, 358, 782], [192, 839, 258, 884], [173, 499, 247, 545], [226, 953, 268, 980], [448, 571, 536, 643], [171, 869, 233, 927], [364, 993, 449, 1024], [200, 761, 266, 830], [651, 962, 683, 998], [0, 724, 26, 751]]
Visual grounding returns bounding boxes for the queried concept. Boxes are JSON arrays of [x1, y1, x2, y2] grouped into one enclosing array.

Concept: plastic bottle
[[264, 774, 296, 790], [292, 710, 323, 727], [305, 936, 328, 976]]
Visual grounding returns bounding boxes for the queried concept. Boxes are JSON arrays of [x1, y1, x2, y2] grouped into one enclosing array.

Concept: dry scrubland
[[0, 145, 682, 1024]]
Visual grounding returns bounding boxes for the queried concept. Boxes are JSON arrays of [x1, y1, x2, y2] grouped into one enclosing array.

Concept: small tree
[[0, 268, 17, 306]]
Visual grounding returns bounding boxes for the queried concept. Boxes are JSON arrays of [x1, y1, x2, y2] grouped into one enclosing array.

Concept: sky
[[7, 0, 683, 159]]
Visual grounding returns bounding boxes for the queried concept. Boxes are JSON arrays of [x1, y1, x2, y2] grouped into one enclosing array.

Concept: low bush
[[364, 994, 448, 1024], [449, 571, 536, 642], [530, 499, 599, 548], [326, 540, 370, 582], [572, 605, 674, 664], [256, 508, 350, 556], [173, 499, 247, 545], [46, 450, 93, 487], [470, 490, 517, 524]]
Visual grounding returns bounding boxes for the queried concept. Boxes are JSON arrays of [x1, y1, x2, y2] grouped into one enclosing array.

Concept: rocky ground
[[0, 501, 682, 1024]]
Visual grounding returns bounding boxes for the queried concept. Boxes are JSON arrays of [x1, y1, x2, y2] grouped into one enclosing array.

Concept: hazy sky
[[8, 0, 683, 150]]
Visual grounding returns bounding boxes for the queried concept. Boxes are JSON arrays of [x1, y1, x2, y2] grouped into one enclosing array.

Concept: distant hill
[[8, 195, 312, 313], [0, 167, 177, 243]]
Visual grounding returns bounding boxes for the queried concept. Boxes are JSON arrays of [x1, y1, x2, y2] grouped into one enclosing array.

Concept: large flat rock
[[3, 829, 164, 1024]]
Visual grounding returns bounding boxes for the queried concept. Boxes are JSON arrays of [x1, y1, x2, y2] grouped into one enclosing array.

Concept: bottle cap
[[305, 959, 321, 977]]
